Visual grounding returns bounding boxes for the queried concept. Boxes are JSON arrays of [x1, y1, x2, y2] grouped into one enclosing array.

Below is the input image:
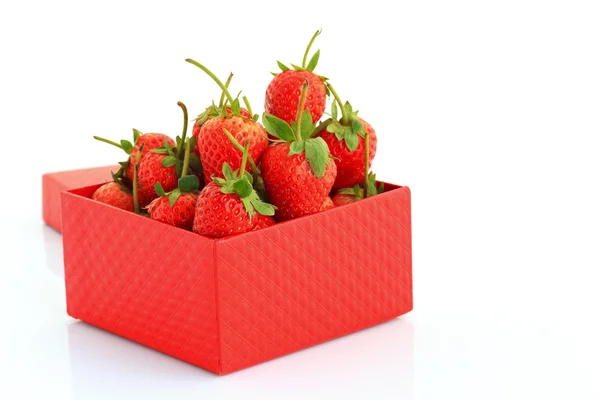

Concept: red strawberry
[[265, 30, 328, 124], [331, 129, 384, 206], [191, 107, 252, 156], [147, 138, 201, 230], [147, 193, 198, 230], [193, 148, 276, 238], [261, 82, 337, 221], [320, 196, 335, 211], [317, 85, 377, 189], [186, 59, 268, 182], [93, 129, 176, 185], [136, 151, 178, 208], [91, 182, 134, 211]]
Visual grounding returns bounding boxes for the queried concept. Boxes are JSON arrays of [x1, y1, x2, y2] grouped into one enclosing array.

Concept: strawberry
[[147, 138, 200, 230], [261, 82, 337, 221], [93, 129, 176, 185], [316, 84, 377, 190], [193, 144, 276, 238], [91, 182, 134, 211], [332, 129, 384, 206], [186, 59, 268, 183], [320, 196, 335, 211], [265, 30, 328, 124]]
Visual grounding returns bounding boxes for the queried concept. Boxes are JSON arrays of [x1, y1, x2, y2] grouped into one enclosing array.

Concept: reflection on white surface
[[42, 224, 64, 278], [67, 318, 414, 399]]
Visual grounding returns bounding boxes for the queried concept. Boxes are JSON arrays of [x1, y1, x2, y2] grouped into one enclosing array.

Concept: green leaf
[[118, 161, 129, 168], [222, 163, 235, 180], [253, 114, 259, 122], [241, 198, 255, 217], [151, 148, 169, 154], [213, 177, 227, 187], [337, 188, 356, 195], [231, 98, 241, 115], [326, 122, 345, 135], [262, 113, 295, 141], [343, 102, 354, 117], [188, 136, 196, 150], [304, 137, 330, 179], [161, 156, 177, 167], [250, 198, 276, 216], [270, 72, 278, 77], [300, 109, 314, 139], [121, 140, 133, 155], [178, 175, 200, 192], [132, 129, 142, 143], [188, 154, 203, 172], [291, 63, 303, 71], [344, 131, 359, 152], [306, 49, 320, 72], [288, 140, 305, 156], [277, 61, 290, 71], [331, 100, 338, 120], [175, 160, 183, 177], [168, 190, 181, 207], [154, 182, 165, 197], [233, 178, 253, 198], [325, 84, 331, 96], [352, 118, 363, 134]]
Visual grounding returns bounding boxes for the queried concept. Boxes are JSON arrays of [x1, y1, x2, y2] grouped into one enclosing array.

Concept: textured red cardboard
[[42, 166, 117, 232], [60, 182, 412, 375]]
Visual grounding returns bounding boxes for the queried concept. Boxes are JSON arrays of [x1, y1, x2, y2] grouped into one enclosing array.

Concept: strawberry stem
[[238, 141, 250, 178], [294, 81, 309, 141], [242, 95, 253, 116], [219, 72, 234, 108], [314, 118, 333, 135], [181, 139, 191, 178], [133, 144, 144, 213], [302, 29, 321, 69], [223, 128, 259, 175], [326, 83, 349, 125], [93, 136, 122, 149], [185, 59, 235, 106], [363, 130, 370, 198], [175, 101, 188, 163]]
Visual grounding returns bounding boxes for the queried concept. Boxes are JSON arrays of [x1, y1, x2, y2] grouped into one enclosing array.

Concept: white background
[[1, 0, 600, 398]]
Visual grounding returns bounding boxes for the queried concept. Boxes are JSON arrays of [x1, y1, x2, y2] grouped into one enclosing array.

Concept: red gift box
[[59, 180, 413, 375], [42, 166, 117, 232]]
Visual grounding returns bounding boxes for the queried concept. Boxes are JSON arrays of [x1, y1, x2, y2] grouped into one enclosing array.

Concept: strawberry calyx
[[262, 81, 332, 179], [322, 83, 366, 153], [186, 59, 260, 122], [213, 142, 276, 219], [93, 128, 143, 182], [272, 29, 329, 85], [151, 138, 200, 208]]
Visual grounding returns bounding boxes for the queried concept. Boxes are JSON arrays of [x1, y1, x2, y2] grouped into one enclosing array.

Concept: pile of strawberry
[[92, 30, 384, 238]]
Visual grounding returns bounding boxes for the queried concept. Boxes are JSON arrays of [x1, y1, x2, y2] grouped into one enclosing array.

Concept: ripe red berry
[[148, 192, 198, 231], [91, 182, 134, 211]]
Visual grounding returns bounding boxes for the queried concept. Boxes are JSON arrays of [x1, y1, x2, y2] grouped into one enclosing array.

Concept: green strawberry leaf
[[222, 163, 235, 180], [161, 156, 177, 168], [178, 175, 199, 193], [262, 113, 295, 142], [291, 63, 303, 71], [241, 198, 255, 217], [304, 137, 330, 179], [277, 61, 290, 71], [250, 198, 276, 216], [352, 118, 363, 134], [233, 178, 253, 198], [188, 154, 203, 173], [343, 102, 354, 117], [231, 98, 241, 115], [331, 100, 338, 120], [325, 84, 331, 96], [344, 131, 359, 152], [121, 140, 133, 155], [337, 188, 356, 195], [154, 182, 166, 197], [213, 177, 227, 186], [132, 129, 142, 144], [288, 140, 305, 156], [306, 49, 320, 72], [168, 189, 181, 207], [300, 109, 314, 139], [253, 114, 259, 122]]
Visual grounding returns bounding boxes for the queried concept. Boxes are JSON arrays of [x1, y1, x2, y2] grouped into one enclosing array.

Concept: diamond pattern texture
[[61, 183, 412, 375], [43, 166, 117, 232]]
